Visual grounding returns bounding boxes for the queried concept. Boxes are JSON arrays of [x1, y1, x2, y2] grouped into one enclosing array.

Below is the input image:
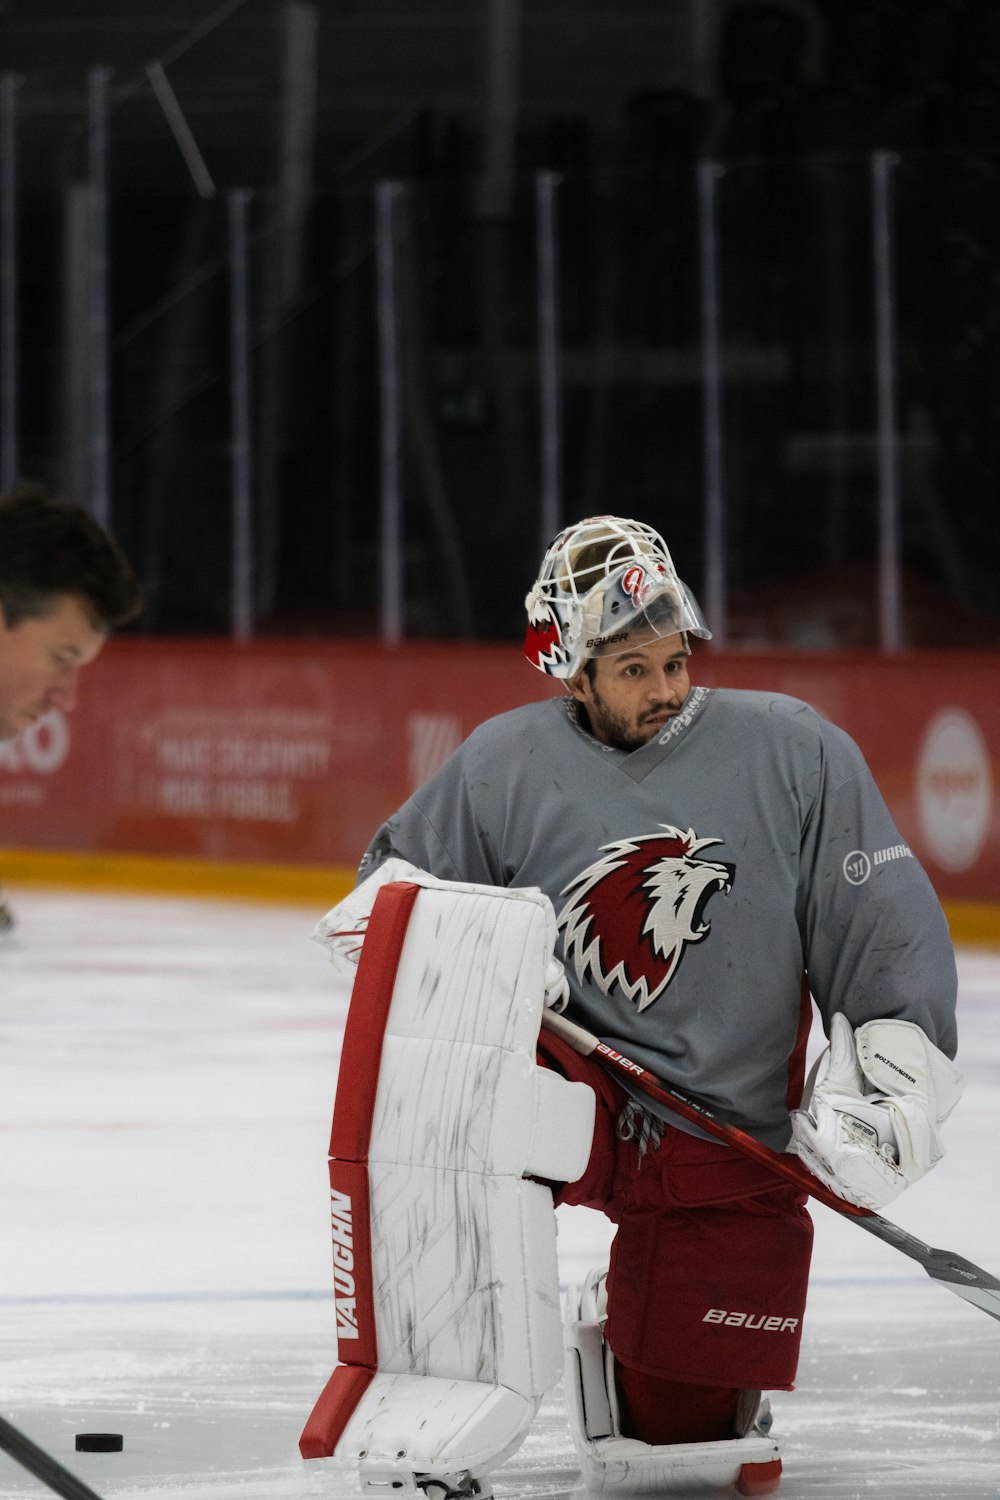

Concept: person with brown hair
[[0, 482, 142, 929]]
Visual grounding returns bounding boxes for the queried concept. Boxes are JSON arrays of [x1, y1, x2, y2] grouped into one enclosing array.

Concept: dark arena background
[[3, 11, 1000, 1500], [1, 0, 998, 924]]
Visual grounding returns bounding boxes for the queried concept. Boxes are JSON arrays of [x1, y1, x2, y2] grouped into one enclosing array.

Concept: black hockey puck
[[75, 1433, 123, 1453]]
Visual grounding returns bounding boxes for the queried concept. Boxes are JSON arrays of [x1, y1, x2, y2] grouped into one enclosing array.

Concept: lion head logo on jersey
[[557, 825, 734, 1013]]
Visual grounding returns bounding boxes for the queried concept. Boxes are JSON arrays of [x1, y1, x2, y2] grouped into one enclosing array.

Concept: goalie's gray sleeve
[[794, 714, 957, 1056], [359, 689, 957, 1147]]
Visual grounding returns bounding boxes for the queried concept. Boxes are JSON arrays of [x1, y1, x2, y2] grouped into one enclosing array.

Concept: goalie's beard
[[578, 688, 671, 751]]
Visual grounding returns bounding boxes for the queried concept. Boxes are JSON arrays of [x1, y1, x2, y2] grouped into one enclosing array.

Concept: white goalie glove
[[789, 1013, 964, 1211], [313, 857, 571, 1010]]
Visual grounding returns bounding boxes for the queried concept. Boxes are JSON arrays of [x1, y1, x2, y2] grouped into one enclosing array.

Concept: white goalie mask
[[523, 515, 710, 680]]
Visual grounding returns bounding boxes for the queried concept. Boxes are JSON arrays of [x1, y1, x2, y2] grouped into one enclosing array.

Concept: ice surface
[[1, 889, 999, 1499]]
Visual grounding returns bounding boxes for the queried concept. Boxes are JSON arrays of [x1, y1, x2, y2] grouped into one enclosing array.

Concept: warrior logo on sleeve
[[557, 825, 734, 1013]]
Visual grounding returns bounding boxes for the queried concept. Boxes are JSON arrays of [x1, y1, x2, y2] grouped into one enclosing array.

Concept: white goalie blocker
[[299, 873, 596, 1498]]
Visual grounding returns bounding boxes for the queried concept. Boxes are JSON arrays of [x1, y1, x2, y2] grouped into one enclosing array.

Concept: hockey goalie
[[300, 516, 960, 1497]]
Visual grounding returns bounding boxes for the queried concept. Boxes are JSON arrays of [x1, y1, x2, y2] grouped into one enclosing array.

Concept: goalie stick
[[0, 1414, 106, 1500], [542, 1009, 1000, 1324]]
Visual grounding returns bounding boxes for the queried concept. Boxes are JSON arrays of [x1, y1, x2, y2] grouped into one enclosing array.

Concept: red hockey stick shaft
[[541, 1008, 1000, 1323], [541, 1007, 873, 1218]]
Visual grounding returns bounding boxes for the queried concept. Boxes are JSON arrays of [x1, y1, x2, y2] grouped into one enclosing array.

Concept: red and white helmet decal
[[556, 825, 734, 1013], [621, 564, 663, 608], [522, 587, 568, 673]]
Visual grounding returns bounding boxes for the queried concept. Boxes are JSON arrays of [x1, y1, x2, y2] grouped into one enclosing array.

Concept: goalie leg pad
[[564, 1269, 782, 1495], [300, 877, 596, 1496]]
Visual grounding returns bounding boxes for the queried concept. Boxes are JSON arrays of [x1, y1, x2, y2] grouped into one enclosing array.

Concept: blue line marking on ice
[[0, 1289, 332, 1306], [0, 1275, 923, 1309]]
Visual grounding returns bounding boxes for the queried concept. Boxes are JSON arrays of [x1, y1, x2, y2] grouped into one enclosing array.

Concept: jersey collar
[[563, 685, 712, 774]]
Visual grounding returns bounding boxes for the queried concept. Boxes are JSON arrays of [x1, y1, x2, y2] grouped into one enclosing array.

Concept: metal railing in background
[[872, 150, 903, 655], [227, 189, 255, 643], [375, 180, 404, 647], [535, 169, 563, 553], [697, 160, 727, 651], [0, 74, 18, 493], [2, 15, 998, 652], [86, 67, 113, 531]]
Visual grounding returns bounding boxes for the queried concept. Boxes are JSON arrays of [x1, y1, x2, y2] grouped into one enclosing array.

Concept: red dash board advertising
[[0, 639, 996, 903]]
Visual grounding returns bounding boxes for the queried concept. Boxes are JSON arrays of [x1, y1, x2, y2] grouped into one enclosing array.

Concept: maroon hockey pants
[[538, 1030, 814, 1444]]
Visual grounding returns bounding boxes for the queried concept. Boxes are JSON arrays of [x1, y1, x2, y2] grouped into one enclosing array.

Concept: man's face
[[0, 595, 107, 741], [569, 632, 692, 751]]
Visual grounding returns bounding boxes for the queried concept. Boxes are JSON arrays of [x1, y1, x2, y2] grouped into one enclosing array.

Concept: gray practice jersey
[[361, 686, 957, 1149]]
